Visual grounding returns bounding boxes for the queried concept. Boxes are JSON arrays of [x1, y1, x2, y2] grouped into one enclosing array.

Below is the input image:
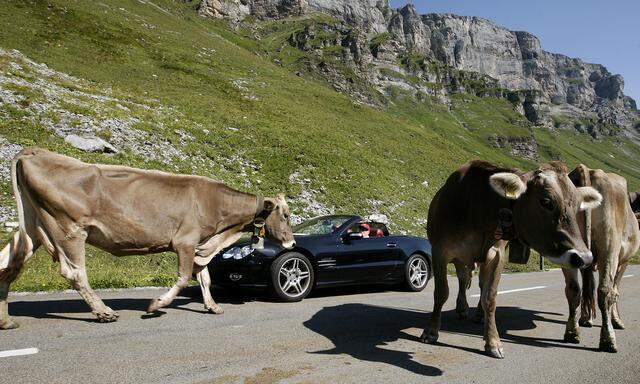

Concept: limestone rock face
[[199, 0, 638, 135]]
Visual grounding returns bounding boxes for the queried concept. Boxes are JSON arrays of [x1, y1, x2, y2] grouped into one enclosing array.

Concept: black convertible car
[[208, 215, 432, 302]]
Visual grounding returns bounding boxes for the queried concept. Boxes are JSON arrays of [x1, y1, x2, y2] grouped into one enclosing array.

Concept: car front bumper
[[208, 254, 272, 288]]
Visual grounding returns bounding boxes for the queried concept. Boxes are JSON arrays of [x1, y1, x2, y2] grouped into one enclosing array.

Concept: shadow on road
[[303, 303, 597, 376], [8, 297, 196, 322], [8, 285, 266, 322]]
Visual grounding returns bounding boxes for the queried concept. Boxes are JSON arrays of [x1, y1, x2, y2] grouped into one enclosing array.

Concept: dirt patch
[[412, 348, 472, 367], [202, 375, 240, 384], [243, 367, 301, 384]]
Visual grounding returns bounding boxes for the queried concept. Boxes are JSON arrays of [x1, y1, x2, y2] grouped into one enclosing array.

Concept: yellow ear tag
[[505, 185, 517, 199], [259, 227, 265, 237]]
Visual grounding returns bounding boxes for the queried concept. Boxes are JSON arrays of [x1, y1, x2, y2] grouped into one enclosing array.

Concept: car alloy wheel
[[271, 252, 314, 302], [404, 254, 429, 291]]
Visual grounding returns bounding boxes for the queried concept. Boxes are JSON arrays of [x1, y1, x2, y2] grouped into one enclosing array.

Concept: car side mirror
[[345, 232, 363, 241]]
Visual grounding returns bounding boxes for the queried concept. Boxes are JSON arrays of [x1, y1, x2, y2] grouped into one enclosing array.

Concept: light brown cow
[[421, 160, 602, 358], [0, 148, 295, 329], [562, 165, 640, 352]]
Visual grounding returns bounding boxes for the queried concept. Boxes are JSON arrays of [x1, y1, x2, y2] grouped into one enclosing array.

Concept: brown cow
[[0, 148, 295, 329], [563, 165, 640, 352], [421, 160, 602, 358]]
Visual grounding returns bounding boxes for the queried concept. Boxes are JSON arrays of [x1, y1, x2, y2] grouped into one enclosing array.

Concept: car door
[[335, 223, 400, 283]]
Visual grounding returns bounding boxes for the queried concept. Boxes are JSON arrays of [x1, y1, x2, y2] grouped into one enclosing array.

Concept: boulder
[[64, 135, 118, 153]]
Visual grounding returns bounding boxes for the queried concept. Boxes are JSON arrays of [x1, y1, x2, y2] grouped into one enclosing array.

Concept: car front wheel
[[270, 252, 314, 302], [404, 254, 430, 292]]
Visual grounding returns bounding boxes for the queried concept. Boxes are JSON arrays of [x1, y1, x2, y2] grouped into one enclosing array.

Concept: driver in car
[[359, 223, 371, 238]]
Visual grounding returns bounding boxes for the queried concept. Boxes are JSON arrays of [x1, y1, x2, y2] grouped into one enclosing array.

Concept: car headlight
[[222, 245, 254, 260]]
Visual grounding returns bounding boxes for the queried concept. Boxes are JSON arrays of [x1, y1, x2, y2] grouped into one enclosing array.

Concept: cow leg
[[579, 267, 596, 327], [194, 265, 223, 314], [481, 244, 506, 359], [148, 243, 195, 313], [420, 248, 449, 344], [0, 201, 41, 330], [562, 267, 581, 343], [58, 236, 118, 323], [611, 262, 628, 330], [473, 264, 484, 324], [454, 262, 471, 320], [597, 253, 619, 353]]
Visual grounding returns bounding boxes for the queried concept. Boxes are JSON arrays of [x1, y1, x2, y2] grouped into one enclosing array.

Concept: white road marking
[[0, 348, 39, 358], [623, 274, 634, 278], [470, 286, 547, 298]]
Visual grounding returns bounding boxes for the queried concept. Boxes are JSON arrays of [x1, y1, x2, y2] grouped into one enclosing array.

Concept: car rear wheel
[[404, 254, 430, 292], [270, 252, 314, 302]]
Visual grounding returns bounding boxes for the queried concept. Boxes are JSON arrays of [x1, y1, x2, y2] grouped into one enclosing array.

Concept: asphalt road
[[1, 266, 639, 384]]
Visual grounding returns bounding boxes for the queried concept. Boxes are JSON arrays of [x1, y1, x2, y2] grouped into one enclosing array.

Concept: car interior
[[347, 222, 389, 238]]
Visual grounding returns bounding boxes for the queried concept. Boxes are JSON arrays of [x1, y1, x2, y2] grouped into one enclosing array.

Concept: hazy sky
[[389, 0, 639, 102]]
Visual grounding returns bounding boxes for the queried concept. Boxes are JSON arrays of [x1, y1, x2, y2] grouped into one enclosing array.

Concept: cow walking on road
[[0, 148, 295, 329], [562, 165, 640, 352], [422, 160, 602, 358]]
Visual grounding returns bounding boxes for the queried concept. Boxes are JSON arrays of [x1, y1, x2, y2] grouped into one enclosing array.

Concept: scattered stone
[[64, 134, 118, 153], [0, 137, 23, 180], [4, 221, 18, 230], [367, 213, 389, 224]]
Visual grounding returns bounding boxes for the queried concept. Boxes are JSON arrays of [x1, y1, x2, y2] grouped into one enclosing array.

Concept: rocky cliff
[[198, 0, 639, 138]]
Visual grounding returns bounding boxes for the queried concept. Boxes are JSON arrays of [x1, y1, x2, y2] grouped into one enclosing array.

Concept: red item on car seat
[[370, 228, 384, 237]]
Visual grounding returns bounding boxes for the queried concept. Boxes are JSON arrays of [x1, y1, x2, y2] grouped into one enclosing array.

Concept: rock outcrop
[[199, 0, 639, 137]]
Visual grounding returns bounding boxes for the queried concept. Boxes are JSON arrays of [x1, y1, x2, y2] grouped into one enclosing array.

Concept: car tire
[[404, 253, 430, 292], [270, 252, 314, 302]]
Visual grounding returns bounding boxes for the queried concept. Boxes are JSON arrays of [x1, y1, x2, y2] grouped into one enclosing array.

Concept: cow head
[[490, 162, 602, 268], [262, 194, 296, 249]]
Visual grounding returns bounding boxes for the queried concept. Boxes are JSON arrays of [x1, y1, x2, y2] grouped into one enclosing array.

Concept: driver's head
[[359, 223, 370, 233]]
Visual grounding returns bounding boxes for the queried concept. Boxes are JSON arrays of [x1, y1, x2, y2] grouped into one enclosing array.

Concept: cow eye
[[540, 197, 554, 211]]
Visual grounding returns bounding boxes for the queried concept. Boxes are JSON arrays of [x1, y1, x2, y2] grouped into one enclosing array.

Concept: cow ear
[[263, 199, 276, 211], [578, 186, 602, 211], [489, 172, 527, 200], [629, 192, 638, 204]]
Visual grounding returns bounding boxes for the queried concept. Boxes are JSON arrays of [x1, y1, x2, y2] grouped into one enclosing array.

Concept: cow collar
[[250, 196, 270, 250]]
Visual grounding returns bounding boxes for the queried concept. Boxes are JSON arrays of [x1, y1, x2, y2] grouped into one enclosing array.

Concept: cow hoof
[[578, 318, 593, 328], [485, 346, 504, 359], [206, 305, 224, 315], [0, 319, 20, 330], [95, 311, 119, 323], [599, 339, 618, 353], [563, 331, 580, 344], [612, 318, 625, 330], [147, 299, 163, 313], [420, 330, 438, 344]]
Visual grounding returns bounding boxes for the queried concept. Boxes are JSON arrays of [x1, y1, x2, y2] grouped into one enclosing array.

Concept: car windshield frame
[[292, 215, 355, 236]]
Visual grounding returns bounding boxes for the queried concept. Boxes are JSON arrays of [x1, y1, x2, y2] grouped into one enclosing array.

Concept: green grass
[[0, 0, 638, 291]]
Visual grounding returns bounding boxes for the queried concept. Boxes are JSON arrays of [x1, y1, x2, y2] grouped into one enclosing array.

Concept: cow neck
[[494, 199, 519, 242], [215, 190, 261, 234]]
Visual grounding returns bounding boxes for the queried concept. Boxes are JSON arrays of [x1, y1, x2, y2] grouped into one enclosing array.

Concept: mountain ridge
[[198, 0, 639, 138]]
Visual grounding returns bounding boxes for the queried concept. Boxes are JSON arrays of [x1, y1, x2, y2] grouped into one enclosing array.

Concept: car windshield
[[293, 216, 353, 236]]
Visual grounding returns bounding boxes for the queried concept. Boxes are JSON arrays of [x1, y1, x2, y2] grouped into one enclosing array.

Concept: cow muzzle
[[549, 249, 593, 269], [282, 240, 296, 249]]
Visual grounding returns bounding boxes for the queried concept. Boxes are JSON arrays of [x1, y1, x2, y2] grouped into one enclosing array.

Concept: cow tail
[[581, 266, 597, 321], [11, 156, 26, 236], [0, 154, 32, 280]]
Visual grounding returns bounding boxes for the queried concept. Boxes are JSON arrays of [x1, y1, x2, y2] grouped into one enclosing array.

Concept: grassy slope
[[0, 0, 637, 290]]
